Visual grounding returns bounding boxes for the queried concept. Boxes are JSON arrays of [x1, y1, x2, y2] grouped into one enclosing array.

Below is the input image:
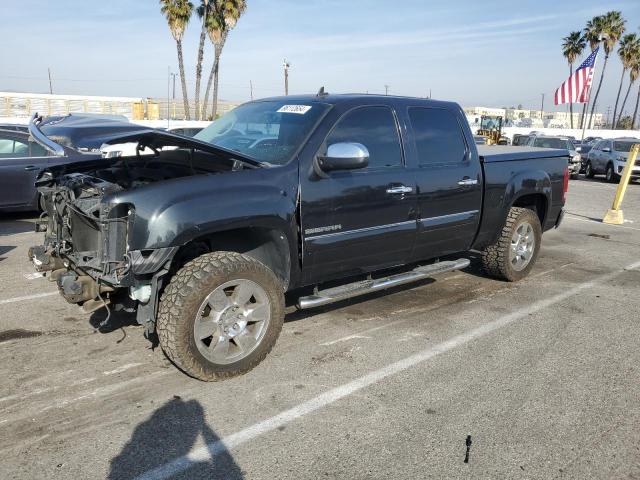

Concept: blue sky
[[1, 0, 640, 114]]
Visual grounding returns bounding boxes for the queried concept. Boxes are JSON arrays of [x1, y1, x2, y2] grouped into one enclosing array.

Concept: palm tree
[[613, 33, 639, 127], [160, 0, 194, 120], [561, 31, 586, 129], [631, 57, 640, 129], [586, 11, 626, 129], [615, 35, 640, 128], [194, 0, 210, 120], [200, 0, 246, 119]]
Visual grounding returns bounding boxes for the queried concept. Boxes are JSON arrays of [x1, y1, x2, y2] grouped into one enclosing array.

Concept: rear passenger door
[[404, 107, 482, 260]]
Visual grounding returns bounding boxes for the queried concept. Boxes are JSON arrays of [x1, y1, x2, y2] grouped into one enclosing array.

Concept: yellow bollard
[[603, 143, 639, 224]]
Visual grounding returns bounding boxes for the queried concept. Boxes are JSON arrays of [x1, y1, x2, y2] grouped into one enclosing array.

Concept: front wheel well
[[512, 193, 547, 227], [172, 227, 291, 289]]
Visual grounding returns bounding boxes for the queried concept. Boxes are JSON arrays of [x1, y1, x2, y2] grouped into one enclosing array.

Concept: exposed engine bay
[[31, 145, 254, 317]]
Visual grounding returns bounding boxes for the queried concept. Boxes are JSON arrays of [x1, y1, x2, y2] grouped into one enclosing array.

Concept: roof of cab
[[257, 93, 460, 109]]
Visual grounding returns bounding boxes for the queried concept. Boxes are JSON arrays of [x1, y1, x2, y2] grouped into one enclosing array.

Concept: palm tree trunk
[[615, 80, 634, 128], [210, 37, 226, 119], [176, 39, 190, 120], [210, 48, 222, 119], [202, 55, 219, 120], [632, 83, 640, 130], [569, 64, 574, 129], [588, 54, 609, 129], [612, 67, 626, 128], [194, 18, 208, 120]]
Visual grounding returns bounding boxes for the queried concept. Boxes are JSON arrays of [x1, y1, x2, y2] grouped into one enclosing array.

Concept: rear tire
[[157, 251, 285, 381], [585, 161, 595, 178], [481, 207, 542, 282]]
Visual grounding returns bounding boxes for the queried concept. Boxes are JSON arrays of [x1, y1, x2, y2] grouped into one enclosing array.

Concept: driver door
[[300, 105, 418, 283]]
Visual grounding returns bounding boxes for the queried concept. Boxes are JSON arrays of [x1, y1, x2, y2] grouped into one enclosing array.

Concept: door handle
[[457, 178, 478, 186], [24, 165, 39, 171], [386, 185, 413, 194]]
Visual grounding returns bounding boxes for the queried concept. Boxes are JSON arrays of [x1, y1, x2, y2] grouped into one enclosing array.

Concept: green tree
[[613, 33, 640, 127], [562, 31, 586, 128], [585, 11, 626, 129], [160, 0, 194, 120], [200, 0, 246, 119]]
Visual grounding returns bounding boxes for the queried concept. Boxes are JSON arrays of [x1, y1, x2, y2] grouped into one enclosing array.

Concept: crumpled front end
[[31, 172, 134, 312]]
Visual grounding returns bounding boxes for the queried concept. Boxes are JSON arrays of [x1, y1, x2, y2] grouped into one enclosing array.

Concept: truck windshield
[[195, 101, 329, 165]]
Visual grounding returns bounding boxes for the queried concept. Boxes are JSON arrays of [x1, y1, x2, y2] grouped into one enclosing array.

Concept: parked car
[[526, 135, 581, 178], [39, 114, 151, 153], [166, 126, 203, 137], [584, 137, 640, 182], [0, 126, 100, 212], [31, 94, 568, 381], [0, 123, 29, 133]]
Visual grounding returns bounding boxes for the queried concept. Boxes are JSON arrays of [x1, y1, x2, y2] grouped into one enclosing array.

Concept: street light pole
[[283, 60, 290, 96], [384, 84, 389, 96]]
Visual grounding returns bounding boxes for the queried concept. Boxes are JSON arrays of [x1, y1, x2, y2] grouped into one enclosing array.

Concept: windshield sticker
[[277, 105, 312, 114]]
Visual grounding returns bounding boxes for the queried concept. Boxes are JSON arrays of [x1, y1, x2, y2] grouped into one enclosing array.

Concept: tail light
[[562, 166, 569, 203]]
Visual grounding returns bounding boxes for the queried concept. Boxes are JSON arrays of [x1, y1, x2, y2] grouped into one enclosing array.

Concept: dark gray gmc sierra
[[29, 93, 569, 381]]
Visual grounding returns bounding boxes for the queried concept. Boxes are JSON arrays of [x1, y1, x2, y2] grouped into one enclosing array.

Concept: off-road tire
[[481, 207, 542, 282], [585, 161, 595, 178], [157, 251, 285, 381]]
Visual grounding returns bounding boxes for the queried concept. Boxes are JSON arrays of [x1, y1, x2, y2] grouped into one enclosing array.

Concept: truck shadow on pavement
[[108, 397, 244, 480]]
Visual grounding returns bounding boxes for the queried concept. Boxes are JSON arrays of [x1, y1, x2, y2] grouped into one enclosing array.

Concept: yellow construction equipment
[[476, 115, 508, 145], [603, 143, 639, 224]]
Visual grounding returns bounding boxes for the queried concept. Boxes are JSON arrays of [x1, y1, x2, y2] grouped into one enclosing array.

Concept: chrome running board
[[296, 258, 470, 310]]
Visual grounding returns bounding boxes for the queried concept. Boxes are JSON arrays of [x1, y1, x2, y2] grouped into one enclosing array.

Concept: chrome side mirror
[[317, 142, 369, 171]]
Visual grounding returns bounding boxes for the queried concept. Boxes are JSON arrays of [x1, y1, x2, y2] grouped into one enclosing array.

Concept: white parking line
[[133, 259, 640, 480], [0, 291, 57, 305], [565, 213, 640, 231]]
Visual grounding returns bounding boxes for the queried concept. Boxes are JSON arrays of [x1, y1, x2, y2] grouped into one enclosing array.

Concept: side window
[[0, 136, 30, 158], [408, 107, 467, 165], [325, 106, 402, 169]]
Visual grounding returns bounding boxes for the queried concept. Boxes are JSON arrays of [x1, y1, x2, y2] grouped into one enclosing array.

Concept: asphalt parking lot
[[1, 178, 639, 480]]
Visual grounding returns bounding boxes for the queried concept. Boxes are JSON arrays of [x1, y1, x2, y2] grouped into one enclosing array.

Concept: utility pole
[[47, 68, 53, 94], [250, 80, 254, 100], [167, 66, 171, 128], [384, 85, 390, 96], [605, 106, 611, 127], [429, 88, 432, 99], [540, 93, 544, 119], [283, 60, 290, 96]]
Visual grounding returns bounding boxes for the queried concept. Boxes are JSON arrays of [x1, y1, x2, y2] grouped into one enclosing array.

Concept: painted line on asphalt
[[0, 291, 57, 305], [133, 259, 640, 480], [565, 214, 640, 231]]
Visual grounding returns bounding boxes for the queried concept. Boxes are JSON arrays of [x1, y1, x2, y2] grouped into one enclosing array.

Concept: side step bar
[[296, 258, 470, 310]]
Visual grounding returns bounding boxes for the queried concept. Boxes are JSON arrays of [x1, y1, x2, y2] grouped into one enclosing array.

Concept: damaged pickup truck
[[30, 94, 569, 381]]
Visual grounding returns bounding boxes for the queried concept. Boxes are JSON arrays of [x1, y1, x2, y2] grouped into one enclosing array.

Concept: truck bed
[[477, 145, 568, 163]]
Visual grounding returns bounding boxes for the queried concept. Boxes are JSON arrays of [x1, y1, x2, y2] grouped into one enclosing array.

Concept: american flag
[[554, 47, 599, 105]]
